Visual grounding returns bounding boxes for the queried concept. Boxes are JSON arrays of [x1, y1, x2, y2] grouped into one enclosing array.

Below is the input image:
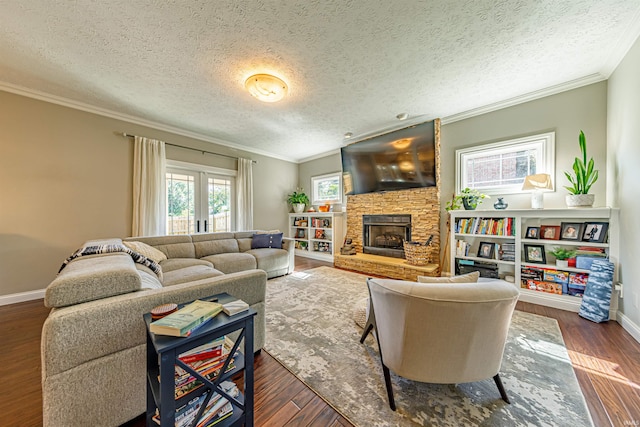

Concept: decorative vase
[[293, 203, 305, 213], [568, 257, 577, 268], [493, 197, 508, 210], [556, 259, 569, 268], [462, 197, 477, 210], [566, 194, 595, 208]]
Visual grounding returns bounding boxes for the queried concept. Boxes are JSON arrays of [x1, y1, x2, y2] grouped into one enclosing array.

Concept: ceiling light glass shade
[[245, 74, 288, 102]]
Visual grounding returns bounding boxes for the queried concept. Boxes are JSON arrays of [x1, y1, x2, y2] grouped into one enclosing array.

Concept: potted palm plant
[[550, 247, 577, 268], [564, 130, 598, 208], [287, 189, 309, 213]]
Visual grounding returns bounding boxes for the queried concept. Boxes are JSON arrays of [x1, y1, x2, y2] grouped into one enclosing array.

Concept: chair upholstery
[[366, 277, 519, 409]]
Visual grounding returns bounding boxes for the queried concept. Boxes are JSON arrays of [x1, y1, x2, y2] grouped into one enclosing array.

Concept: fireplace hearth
[[363, 214, 411, 258]]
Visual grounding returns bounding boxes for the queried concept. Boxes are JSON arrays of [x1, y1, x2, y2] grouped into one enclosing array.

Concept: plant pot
[[462, 197, 478, 210], [556, 259, 569, 268], [566, 194, 595, 208], [293, 203, 305, 213]]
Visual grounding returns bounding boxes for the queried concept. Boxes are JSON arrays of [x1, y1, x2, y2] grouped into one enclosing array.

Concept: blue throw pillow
[[251, 233, 283, 249]]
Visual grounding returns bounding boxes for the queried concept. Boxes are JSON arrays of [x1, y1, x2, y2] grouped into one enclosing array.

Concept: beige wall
[[0, 91, 296, 297], [298, 152, 342, 209], [607, 35, 640, 328]]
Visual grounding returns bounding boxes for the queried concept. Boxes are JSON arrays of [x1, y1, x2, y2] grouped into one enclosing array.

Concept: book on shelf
[[174, 337, 238, 399], [454, 217, 515, 236], [179, 337, 225, 364], [222, 299, 250, 316], [153, 381, 239, 427], [150, 300, 223, 337]]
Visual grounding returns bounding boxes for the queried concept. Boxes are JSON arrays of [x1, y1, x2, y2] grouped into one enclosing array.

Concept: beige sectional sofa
[[41, 231, 293, 427]]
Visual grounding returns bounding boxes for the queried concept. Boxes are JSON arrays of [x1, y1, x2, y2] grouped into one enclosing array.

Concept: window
[[311, 172, 342, 205], [456, 132, 555, 195], [166, 161, 236, 235]]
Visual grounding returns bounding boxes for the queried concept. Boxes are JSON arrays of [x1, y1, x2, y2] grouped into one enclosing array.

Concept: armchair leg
[[382, 364, 396, 411], [493, 374, 510, 404], [360, 322, 373, 343]]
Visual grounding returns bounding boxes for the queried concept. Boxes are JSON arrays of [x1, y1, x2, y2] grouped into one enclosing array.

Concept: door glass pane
[[166, 172, 196, 235], [208, 177, 231, 232]]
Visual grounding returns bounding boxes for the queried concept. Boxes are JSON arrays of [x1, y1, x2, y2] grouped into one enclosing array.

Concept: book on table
[[222, 299, 249, 316], [150, 300, 223, 337]]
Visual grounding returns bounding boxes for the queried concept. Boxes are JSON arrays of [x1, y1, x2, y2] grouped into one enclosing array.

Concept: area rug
[[264, 266, 594, 427]]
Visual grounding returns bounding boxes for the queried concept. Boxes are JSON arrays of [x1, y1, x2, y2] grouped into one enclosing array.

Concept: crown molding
[[0, 82, 298, 163], [441, 74, 607, 125], [298, 148, 342, 164]]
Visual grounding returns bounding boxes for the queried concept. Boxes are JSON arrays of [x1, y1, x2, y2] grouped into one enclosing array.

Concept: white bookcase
[[288, 212, 344, 262], [449, 208, 619, 313]]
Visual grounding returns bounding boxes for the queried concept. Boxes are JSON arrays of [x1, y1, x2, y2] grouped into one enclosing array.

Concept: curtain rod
[[119, 132, 257, 164]]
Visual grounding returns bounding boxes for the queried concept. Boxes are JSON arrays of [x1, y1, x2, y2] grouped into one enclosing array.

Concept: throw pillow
[[123, 241, 167, 263], [251, 232, 283, 249], [417, 271, 480, 283]]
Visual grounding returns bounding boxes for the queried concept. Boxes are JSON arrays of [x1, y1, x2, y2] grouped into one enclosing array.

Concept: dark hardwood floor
[[1, 257, 638, 426]]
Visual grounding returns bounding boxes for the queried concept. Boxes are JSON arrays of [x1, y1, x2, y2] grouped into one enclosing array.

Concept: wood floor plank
[[260, 400, 299, 426], [283, 395, 329, 427]]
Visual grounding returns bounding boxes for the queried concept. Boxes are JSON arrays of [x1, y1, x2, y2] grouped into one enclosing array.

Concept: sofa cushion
[[237, 238, 253, 252], [123, 241, 167, 263], [124, 235, 195, 259], [246, 248, 289, 272], [160, 258, 213, 272], [135, 263, 163, 283], [162, 265, 224, 286], [251, 233, 283, 249], [138, 269, 163, 290], [45, 254, 141, 308], [417, 271, 480, 284], [193, 238, 240, 258], [201, 253, 257, 274]]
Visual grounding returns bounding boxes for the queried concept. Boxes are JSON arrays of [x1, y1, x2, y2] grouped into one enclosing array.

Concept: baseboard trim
[[617, 311, 640, 345], [0, 289, 45, 306]]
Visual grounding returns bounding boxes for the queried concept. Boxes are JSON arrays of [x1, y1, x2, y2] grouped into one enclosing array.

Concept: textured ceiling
[[1, 1, 639, 162]]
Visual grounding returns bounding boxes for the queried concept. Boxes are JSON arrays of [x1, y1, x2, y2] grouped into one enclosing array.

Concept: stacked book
[[455, 239, 471, 257], [152, 379, 239, 427], [174, 337, 238, 399], [499, 242, 516, 261], [150, 300, 223, 337]]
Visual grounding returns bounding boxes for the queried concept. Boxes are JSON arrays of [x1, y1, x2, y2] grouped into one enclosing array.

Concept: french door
[[166, 165, 235, 235]]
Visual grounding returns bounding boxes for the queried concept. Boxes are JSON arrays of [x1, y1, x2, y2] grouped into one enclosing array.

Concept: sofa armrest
[[282, 238, 295, 274], [41, 269, 267, 379]]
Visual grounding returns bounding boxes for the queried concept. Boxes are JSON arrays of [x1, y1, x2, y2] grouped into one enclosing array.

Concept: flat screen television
[[341, 120, 436, 195]]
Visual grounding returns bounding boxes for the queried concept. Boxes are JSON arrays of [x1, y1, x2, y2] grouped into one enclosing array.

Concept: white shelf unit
[[289, 212, 344, 262], [449, 208, 619, 313]]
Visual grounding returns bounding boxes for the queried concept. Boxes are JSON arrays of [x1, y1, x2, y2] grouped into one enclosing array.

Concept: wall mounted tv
[[341, 120, 436, 196]]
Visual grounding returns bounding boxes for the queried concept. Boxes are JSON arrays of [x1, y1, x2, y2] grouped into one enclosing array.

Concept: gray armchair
[[364, 277, 519, 410]]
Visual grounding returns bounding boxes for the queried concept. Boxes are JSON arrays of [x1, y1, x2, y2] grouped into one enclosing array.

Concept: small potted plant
[[445, 188, 488, 211], [550, 247, 577, 268], [564, 130, 598, 207], [287, 189, 309, 213]]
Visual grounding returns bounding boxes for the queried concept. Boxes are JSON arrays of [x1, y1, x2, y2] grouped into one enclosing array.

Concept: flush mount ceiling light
[[244, 74, 288, 103], [396, 113, 409, 120], [344, 132, 353, 139]]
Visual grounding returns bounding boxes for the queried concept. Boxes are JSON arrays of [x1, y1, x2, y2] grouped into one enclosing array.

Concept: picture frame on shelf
[[582, 222, 609, 243], [524, 244, 546, 264], [560, 222, 583, 241], [477, 241, 495, 259], [540, 225, 561, 240], [525, 227, 540, 239]]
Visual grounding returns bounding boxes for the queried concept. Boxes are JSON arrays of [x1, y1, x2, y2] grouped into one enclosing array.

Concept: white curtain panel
[[132, 136, 167, 236], [236, 158, 254, 231]]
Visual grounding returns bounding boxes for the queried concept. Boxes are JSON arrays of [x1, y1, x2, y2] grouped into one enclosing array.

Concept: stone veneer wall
[[341, 119, 441, 267]]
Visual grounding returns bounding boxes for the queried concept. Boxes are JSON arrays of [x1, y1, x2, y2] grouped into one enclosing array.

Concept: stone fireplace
[[362, 214, 411, 258], [334, 119, 441, 280]]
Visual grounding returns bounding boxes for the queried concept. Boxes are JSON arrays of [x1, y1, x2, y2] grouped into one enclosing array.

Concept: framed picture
[[540, 225, 561, 240], [477, 242, 495, 259], [525, 226, 540, 239], [524, 244, 546, 264], [582, 222, 609, 243], [560, 222, 584, 241]]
